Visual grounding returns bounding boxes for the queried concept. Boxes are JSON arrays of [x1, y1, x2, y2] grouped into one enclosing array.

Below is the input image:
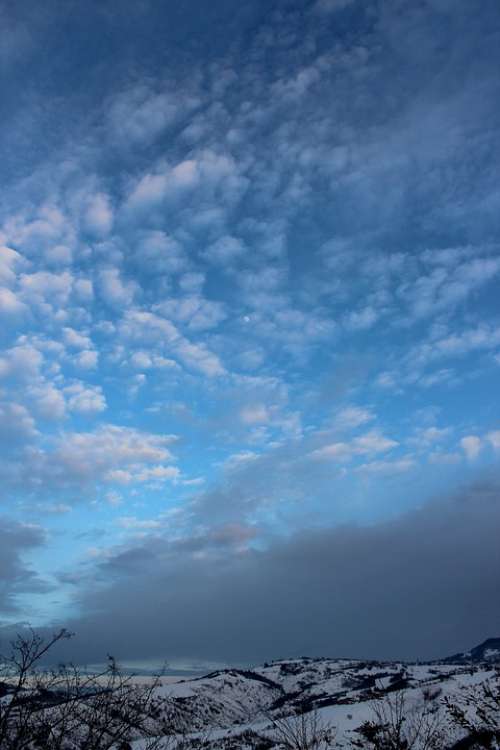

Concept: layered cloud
[[48, 481, 500, 665]]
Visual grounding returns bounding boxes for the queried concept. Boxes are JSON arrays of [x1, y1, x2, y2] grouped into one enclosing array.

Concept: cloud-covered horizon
[[1, 0, 499, 664]]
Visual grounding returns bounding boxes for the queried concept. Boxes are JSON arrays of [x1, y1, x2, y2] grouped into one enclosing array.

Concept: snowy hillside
[[130, 643, 500, 749], [443, 638, 500, 665]]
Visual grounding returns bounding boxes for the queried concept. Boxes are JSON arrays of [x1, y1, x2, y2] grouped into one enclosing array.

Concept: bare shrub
[[422, 687, 442, 704], [267, 707, 336, 750], [445, 672, 500, 749], [354, 689, 445, 750], [0, 627, 171, 749]]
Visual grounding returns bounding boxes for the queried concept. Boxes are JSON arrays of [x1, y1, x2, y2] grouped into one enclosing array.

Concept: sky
[[1, 0, 500, 669]]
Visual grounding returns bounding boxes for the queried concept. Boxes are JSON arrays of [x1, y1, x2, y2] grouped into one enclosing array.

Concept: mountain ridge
[[443, 637, 500, 664]]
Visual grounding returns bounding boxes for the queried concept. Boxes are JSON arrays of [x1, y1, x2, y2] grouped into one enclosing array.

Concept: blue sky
[[1, 0, 500, 665]]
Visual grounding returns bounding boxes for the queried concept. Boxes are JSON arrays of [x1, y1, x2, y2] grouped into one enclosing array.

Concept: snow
[[129, 654, 500, 749]]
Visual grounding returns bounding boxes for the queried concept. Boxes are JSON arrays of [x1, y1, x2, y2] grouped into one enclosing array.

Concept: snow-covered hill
[[132, 641, 500, 749], [443, 637, 500, 665]]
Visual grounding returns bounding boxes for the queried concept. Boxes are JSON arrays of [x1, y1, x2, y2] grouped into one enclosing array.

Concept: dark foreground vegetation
[[1, 630, 499, 750], [0, 629, 165, 749]]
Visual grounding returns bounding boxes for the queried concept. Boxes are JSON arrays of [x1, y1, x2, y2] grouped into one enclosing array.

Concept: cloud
[[409, 425, 452, 450], [0, 424, 178, 500], [0, 287, 27, 315], [52, 425, 175, 480], [343, 306, 379, 331], [62, 327, 93, 350], [105, 490, 122, 507], [126, 172, 169, 209], [19, 271, 74, 308], [460, 435, 482, 461], [64, 382, 106, 414], [134, 231, 188, 275], [107, 464, 180, 485], [333, 406, 375, 430], [399, 256, 500, 321], [420, 426, 451, 442], [179, 272, 205, 293], [119, 309, 225, 376], [107, 84, 200, 146], [2, 0, 500, 663], [29, 383, 66, 420], [3, 205, 71, 260], [0, 343, 43, 381], [45, 244, 72, 266], [174, 338, 226, 377], [0, 402, 38, 445], [0, 518, 49, 614], [119, 309, 178, 344], [486, 431, 500, 451], [38, 503, 72, 515], [314, 0, 355, 13], [223, 451, 259, 472], [129, 351, 177, 370], [428, 451, 461, 465], [126, 160, 200, 210], [98, 268, 138, 308], [354, 456, 416, 476], [239, 404, 269, 425], [203, 235, 246, 266], [154, 295, 226, 331], [410, 324, 500, 368], [116, 516, 162, 530], [53, 481, 500, 664], [135, 465, 180, 482], [311, 430, 398, 462], [72, 349, 98, 370], [124, 150, 242, 218], [0, 246, 24, 284], [84, 193, 113, 237], [73, 278, 93, 301]]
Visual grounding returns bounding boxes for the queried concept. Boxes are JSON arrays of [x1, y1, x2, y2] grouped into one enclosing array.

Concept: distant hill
[[140, 648, 499, 748], [443, 637, 500, 664]]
